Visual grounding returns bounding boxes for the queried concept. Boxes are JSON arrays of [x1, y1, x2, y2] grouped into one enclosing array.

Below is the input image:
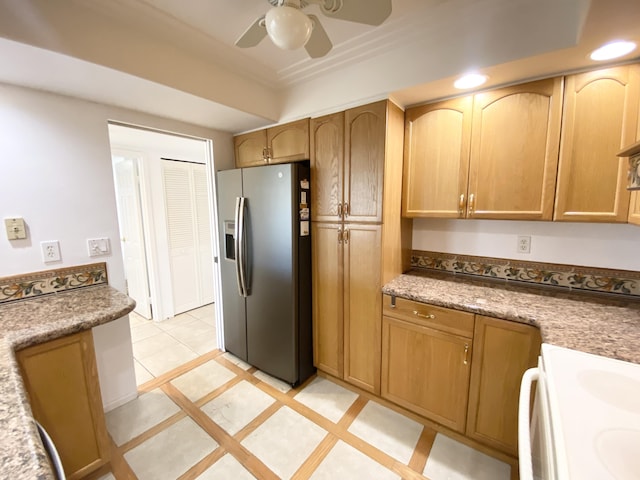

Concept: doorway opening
[[108, 123, 221, 385]]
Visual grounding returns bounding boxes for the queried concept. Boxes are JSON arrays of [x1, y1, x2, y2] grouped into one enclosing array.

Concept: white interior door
[[162, 160, 214, 315], [112, 155, 152, 319]]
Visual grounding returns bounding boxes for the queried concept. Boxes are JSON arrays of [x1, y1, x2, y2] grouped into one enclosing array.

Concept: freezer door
[[216, 168, 247, 361], [242, 164, 298, 383]]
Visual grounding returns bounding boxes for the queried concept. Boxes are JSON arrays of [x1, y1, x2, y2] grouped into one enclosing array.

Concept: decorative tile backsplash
[[411, 251, 640, 297], [0, 263, 108, 304]]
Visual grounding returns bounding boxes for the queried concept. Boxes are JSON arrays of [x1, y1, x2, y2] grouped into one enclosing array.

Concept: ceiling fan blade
[[305, 15, 332, 58], [322, 0, 392, 26], [235, 15, 267, 48]]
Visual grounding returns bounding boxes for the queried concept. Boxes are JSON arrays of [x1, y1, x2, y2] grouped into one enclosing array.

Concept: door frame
[[108, 124, 224, 349]]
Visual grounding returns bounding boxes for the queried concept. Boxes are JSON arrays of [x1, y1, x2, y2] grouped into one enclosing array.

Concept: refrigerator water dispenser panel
[[224, 220, 235, 260]]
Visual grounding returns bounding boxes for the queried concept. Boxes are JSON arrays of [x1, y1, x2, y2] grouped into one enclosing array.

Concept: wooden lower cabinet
[[16, 330, 110, 479], [343, 224, 382, 394], [381, 316, 472, 432], [312, 222, 344, 378], [312, 222, 382, 394], [465, 315, 542, 456]]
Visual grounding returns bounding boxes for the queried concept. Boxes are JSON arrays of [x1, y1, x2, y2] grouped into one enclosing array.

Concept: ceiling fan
[[235, 0, 393, 58]]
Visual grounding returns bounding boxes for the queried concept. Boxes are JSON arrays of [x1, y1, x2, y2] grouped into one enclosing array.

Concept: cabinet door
[[267, 118, 310, 164], [345, 101, 386, 222], [555, 65, 640, 222], [17, 331, 110, 480], [311, 222, 344, 378], [466, 315, 541, 456], [468, 78, 562, 220], [234, 129, 267, 168], [381, 316, 472, 432], [403, 96, 472, 217], [310, 112, 344, 222], [343, 224, 382, 394]]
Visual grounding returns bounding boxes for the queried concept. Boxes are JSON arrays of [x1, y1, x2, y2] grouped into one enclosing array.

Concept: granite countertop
[[0, 285, 135, 480], [382, 270, 640, 364]]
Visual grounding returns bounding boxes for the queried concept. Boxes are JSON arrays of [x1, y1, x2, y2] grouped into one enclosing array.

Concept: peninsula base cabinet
[[16, 330, 110, 480], [377, 294, 541, 457]]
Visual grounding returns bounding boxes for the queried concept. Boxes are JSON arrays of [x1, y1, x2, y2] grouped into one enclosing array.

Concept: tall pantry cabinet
[[310, 100, 410, 394]]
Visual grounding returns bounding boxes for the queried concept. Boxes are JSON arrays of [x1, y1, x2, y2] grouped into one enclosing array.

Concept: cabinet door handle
[[468, 193, 475, 216], [338, 203, 343, 218], [463, 343, 470, 365], [413, 310, 435, 320], [343, 202, 349, 217], [343, 228, 349, 244], [459, 194, 465, 216], [262, 147, 269, 163], [338, 227, 343, 244]]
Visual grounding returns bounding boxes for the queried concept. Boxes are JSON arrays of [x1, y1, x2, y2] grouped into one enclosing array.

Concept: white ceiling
[[0, 0, 639, 134]]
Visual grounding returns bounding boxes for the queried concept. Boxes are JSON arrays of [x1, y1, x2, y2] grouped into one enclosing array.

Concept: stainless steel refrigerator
[[217, 162, 314, 386]]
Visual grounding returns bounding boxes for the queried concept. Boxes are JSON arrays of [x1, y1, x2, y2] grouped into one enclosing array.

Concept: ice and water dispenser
[[224, 220, 235, 261]]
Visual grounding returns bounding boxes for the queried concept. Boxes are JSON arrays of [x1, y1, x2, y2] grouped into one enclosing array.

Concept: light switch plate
[[87, 238, 110, 257], [4, 217, 27, 240]]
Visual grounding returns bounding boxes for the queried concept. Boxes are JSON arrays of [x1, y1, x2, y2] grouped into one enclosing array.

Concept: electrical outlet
[[41, 241, 61, 262], [517, 235, 531, 254]]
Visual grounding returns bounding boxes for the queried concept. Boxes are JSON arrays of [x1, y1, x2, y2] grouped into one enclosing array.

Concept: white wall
[[412, 219, 640, 271], [0, 82, 234, 410]]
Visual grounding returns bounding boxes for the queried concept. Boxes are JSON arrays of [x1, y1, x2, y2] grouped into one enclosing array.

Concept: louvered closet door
[[162, 161, 214, 315]]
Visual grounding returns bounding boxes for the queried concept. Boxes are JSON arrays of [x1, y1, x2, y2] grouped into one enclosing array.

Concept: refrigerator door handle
[[237, 196, 249, 297], [234, 197, 246, 297]]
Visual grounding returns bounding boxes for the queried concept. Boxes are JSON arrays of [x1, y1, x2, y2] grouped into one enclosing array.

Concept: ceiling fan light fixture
[[454, 73, 488, 89], [265, 5, 313, 50], [590, 41, 637, 61]]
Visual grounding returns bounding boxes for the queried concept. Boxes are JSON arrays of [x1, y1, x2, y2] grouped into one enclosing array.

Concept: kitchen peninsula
[[0, 273, 135, 480]]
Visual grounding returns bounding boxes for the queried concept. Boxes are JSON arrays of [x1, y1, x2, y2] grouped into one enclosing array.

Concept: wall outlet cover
[[4, 217, 27, 240], [41, 241, 61, 262], [87, 238, 111, 257]]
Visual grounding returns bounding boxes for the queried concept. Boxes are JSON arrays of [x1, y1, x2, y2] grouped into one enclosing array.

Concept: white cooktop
[[541, 344, 640, 480]]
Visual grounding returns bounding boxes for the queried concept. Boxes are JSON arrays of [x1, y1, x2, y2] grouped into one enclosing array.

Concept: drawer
[[383, 294, 474, 338]]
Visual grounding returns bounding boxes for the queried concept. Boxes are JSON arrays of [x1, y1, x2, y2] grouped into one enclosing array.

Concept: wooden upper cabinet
[[468, 78, 563, 220], [345, 101, 387, 223], [234, 129, 268, 168], [268, 118, 310, 164], [403, 96, 472, 217], [555, 65, 640, 222], [310, 112, 344, 222], [234, 119, 310, 167]]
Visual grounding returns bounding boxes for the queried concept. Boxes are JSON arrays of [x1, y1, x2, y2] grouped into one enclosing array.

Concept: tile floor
[[106, 326, 516, 480], [128, 304, 217, 385]]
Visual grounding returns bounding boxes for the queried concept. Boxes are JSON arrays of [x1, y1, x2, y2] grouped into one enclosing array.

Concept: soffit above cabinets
[[0, 0, 638, 133]]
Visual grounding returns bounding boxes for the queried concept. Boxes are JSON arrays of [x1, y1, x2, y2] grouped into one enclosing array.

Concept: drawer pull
[[463, 343, 470, 365], [413, 310, 435, 320]]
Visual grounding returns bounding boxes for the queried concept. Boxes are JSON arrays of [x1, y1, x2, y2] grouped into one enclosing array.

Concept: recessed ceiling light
[[590, 41, 637, 61], [454, 73, 488, 89]]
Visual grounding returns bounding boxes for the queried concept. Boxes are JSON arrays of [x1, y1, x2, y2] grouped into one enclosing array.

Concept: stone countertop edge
[[0, 284, 136, 480], [382, 272, 640, 365]]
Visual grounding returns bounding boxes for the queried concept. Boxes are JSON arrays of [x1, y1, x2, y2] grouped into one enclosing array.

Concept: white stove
[[519, 343, 640, 480]]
